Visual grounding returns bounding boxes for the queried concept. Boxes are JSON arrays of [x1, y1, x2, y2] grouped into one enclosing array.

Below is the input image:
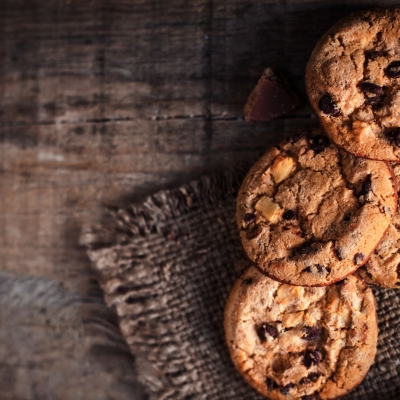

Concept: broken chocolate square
[[244, 68, 300, 122]]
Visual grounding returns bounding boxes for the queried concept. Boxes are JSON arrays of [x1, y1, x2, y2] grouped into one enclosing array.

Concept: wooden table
[[1, 1, 397, 398]]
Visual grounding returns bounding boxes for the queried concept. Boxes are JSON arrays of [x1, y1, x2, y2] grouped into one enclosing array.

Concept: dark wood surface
[[1, 0, 399, 398]]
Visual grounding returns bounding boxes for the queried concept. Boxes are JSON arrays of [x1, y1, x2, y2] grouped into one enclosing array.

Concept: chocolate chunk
[[354, 253, 365, 265], [359, 82, 384, 97], [296, 242, 314, 256], [343, 213, 351, 222], [280, 383, 294, 395], [371, 97, 385, 110], [265, 378, 278, 391], [257, 323, 278, 341], [283, 210, 296, 220], [303, 326, 321, 341], [244, 213, 256, 224], [246, 225, 261, 240], [318, 94, 340, 116], [359, 174, 372, 196], [314, 264, 324, 273], [309, 135, 330, 153], [386, 61, 400, 78], [242, 278, 253, 285], [304, 264, 325, 274], [359, 82, 384, 106], [304, 349, 322, 368], [244, 68, 299, 122], [308, 372, 320, 382], [300, 373, 320, 385], [386, 128, 400, 147], [300, 377, 311, 385], [395, 132, 400, 147], [366, 50, 384, 61]]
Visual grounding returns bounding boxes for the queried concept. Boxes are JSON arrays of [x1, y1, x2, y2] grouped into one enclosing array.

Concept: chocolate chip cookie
[[225, 266, 378, 399], [358, 163, 400, 288], [306, 8, 400, 161], [237, 130, 397, 286]]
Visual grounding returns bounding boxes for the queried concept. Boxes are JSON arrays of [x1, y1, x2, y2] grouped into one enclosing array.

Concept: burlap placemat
[[81, 166, 400, 400]]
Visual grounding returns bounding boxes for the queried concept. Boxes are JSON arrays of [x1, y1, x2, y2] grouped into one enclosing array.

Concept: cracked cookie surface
[[237, 131, 397, 286], [224, 266, 378, 399], [358, 164, 400, 288], [306, 8, 400, 161]]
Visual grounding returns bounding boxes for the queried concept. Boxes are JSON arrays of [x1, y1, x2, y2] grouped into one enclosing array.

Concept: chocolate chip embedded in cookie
[[224, 266, 378, 399], [306, 8, 400, 161], [358, 164, 400, 289], [236, 130, 397, 286]]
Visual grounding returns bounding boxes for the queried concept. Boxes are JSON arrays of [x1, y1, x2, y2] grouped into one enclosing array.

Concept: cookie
[[224, 266, 378, 400], [358, 164, 400, 288], [236, 130, 397, 286], [306, 8, 400, 161], [244, 68, 299, 122]]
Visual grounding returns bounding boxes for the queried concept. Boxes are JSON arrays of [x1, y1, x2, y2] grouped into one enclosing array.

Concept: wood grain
[[1, 0, 399, 398]]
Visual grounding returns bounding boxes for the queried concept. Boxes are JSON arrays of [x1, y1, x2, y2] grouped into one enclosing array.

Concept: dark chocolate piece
[[304, 349, 322, 368], [386, 128, 400, 147], [366, 50, 384, 60], [246, 225, 261, 240], [343, 213, 351, 222], [359, 175, 372, 196], [309, 135, 330, 153], [359, 82, 384, 97], [244, 68, 299, 122], [257, 323, 278, 341], [296, 242, 314, 256], [304, 264, 325, 275], [244, 213, 256, 224], [266, 378, 278, 391], [303, 326, 322, 341], [354, 253, 365, 265], [318, 94, 340, 116], [386, 61, 400, 78], [283, 210, 296, 220], [300, 373, 320, 385], [359, 82, 384, 106], [280, 383, 294, 395]]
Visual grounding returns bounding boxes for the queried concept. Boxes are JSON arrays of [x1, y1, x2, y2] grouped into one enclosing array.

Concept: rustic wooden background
[[1, 0, 399, 399]]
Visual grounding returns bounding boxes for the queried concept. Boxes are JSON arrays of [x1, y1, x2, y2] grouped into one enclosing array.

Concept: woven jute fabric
[[81, 166, 400, 400]]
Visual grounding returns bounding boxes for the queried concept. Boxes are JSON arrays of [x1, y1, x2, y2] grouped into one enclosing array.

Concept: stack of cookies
[[225, 8, 400, 400]]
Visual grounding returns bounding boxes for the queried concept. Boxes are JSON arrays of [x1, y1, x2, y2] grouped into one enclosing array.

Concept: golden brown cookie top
[[224, 266, 378, 399], [237, 130, 397, 286], [306, 8, 400, 161]]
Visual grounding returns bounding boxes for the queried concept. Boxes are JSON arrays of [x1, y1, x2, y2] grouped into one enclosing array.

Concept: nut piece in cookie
[[271, 156, 296, 184], [225, 266, 378, 400], [255, 197, 281, 223]]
